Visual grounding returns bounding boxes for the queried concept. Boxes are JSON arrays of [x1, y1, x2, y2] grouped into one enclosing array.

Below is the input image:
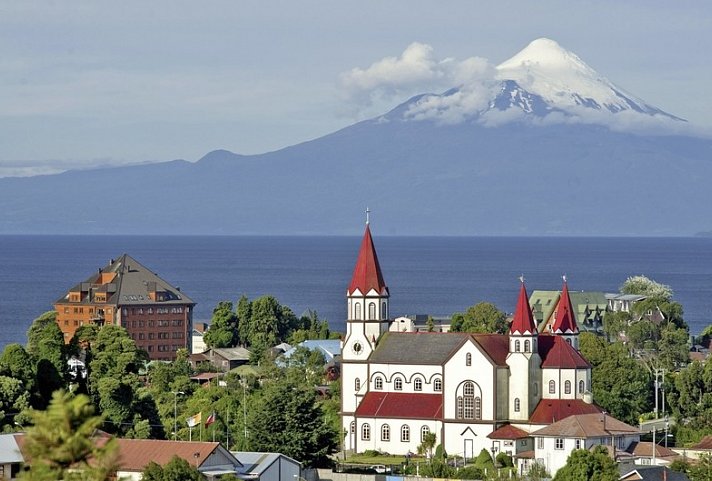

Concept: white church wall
[[368, 363, 442, 394], [442, 341, 496, 421]]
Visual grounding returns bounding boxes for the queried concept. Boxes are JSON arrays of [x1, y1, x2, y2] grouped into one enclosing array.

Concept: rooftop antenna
[[365, 207, 371, 225]]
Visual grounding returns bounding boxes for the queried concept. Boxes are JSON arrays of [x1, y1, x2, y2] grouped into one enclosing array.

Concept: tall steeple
[[551, 276, 580, 348], [506, 277, 542, 421], [348, 223, 388, 297], [510, 277, 537, 336]]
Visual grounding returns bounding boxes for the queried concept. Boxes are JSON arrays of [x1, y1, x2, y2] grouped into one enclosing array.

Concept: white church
[[341, 223, 640, 473]]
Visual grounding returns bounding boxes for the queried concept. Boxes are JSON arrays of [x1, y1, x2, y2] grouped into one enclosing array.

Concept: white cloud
[[339, 42, 497, 117]]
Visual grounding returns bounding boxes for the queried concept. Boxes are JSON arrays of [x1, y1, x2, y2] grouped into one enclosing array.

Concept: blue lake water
[[0, 235, 711, 349]]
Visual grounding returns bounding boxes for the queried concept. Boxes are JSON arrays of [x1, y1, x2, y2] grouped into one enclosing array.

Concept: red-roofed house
[[341, 222, 599, 467]]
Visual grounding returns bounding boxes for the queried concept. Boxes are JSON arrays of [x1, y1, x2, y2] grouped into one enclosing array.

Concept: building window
[[421, 426, 430, 442], [579, 380, 585, 394], [382, 303, 387, 319], [565, 380, 571, 394], [375, 376, 383, 390], [414, 378, 423, 391], [350, 421, 355, 433], [575, 439, 581, 450], [361, 424, 370, 441], [464, 382, 474, 396], [466, 353, 472, 366], [401, 425, 410, 442], [515, 340, 521, 352], [534, 382, 538, 396], [555, 439, 564, 450], [354, 303, 361, 320], [514, 398, 520, 412], [549, 380, 556, 394], [355, 378, 361, 391], [537, 437, 544, 449], [457, 397, 463, 419], [434, 378, 442, 391], [368, 303, 376, 320], [381, 424, 390, 442], [533, 339, 537, 351], [458, 382, 481, 420], [475, 397, 482, 420], [524, 340, 531, 352], [464, 397, 474, 419], [566, 338, 571, 345], [394, 377, 403, 390]]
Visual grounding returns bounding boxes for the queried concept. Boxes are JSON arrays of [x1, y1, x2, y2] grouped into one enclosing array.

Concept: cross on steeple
[[365, 207, 371, 225]]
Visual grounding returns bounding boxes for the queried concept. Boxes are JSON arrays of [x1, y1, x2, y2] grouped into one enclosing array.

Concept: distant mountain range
[[1, 38, 711, 236]]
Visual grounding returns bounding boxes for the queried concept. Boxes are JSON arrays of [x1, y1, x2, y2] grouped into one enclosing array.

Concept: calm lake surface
[[0, 235, 710, 349]]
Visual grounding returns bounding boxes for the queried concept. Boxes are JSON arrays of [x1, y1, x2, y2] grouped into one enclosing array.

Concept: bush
[[363, 449, 381, 457], [475, 448, 494, 468], [496, 452, 513, 468], [457, 465, 485, 480]]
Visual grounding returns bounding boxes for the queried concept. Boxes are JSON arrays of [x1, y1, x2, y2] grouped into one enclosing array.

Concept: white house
[[530, 413, 640, 475], [341, 223, 606, 467]]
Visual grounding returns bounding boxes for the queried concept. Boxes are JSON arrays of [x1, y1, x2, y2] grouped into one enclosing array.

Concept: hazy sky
[[1, 1, 710, 175]]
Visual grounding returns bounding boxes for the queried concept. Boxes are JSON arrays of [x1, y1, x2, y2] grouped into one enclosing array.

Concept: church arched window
[[401, 425, 410, 442], [464, 382, 475, 396], [515, 340, 521, 352], [381, 424, 390, 441], [394, 377, 403, 390], [361, 423, 370, 440], [565, 380, 571, 394], [375, 376, 383, 390], [475, 397, 482, 420], [421, 425, 430, 442], [466, 353, 472, 366], [355, 378, 361, 391], [368, 302, 376, 320], [549, 380, 556, 394], [514, 398, 521, 412], [414, 378, 423, 391], [566, 338, 572, 345], [434, 378, 442, 391], [458, 382, 480, 420], [579, 380, 585, 394], [354, 303, 361, 320], [381, 303, 387, 320], [524, 340, 531, 352]]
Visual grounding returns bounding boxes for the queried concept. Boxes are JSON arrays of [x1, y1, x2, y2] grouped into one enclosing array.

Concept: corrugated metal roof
[[531, 413, 638, 437], [529, 399, 603, 424], [355, 392, 443, 419]]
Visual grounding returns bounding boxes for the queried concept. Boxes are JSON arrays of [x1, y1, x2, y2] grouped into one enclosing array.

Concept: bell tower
[[551, 276, 580, 349], [506, 277, 541, 420]]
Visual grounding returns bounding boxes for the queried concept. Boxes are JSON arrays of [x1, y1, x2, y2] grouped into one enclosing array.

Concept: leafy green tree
[[451, 302, 508, 334], [204, 301, 239, 348], [237, 295, 252, 344], [579, 333, 652, 425], [526, 462, 550, 481], [689, 453, 712, 481], [417, 432, 436, 459], [0, 375, 31, 430], [19, 390, 119, 481], [26, 311, 67, 408], [247, 379, 337, 467], [0, 343, 36, 393], [553, 445, 618, 481], [620, 275, 673, 300]]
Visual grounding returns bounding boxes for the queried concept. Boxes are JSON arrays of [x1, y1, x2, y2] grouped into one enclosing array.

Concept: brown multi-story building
[[54, 254, 195, 361]]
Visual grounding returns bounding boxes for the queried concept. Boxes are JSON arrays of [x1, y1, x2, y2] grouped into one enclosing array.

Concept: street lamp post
[[172, 391, 185, 441]]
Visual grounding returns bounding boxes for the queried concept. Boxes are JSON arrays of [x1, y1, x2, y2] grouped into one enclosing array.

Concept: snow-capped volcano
[[495, 38, 680, 118], [392, 38, 683, 126]]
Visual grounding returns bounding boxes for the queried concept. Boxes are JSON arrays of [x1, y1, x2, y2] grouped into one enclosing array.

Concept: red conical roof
[[348, 224, 388, 296], [510, 280, 537, 335], [552, 278, 578, 334]]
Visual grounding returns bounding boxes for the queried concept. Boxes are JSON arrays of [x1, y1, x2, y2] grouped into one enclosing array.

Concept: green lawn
[[344, 453, 411, 465]]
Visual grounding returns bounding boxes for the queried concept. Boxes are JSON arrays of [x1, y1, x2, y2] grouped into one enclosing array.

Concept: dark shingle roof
[[369, 332, 469, 365], [56, 254, 194, 306]]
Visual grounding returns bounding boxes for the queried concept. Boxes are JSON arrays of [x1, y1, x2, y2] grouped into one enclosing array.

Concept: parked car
[[370, 465, 390, 474]]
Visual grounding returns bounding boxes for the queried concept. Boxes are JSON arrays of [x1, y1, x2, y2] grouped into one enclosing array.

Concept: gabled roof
[[538, 335, 591, 368], [531, 413, 638, 438], [488, 424, 530, 440], [551, 279, 578, 334], [529, 399, 603, 424], [369, 332, 468, 365], [510, 281, 537, 335], [0, 434, 23, 463], [620, 466, 690, 481], [348, 225, 388, 296], [355, 392, 442, 419], [232, 451, 300, 475], [212, 347, 251, 361], [282, 339, 342, 363], [368, 332, 509, 367], [114, 439, 237, 471], [625, 441, 678, 458]]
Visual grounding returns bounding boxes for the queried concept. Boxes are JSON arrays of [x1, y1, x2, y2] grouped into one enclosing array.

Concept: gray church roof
[[369, 332, 469, 365]]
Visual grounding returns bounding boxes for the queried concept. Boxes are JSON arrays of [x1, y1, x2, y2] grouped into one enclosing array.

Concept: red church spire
[[510, 277, 537, 335], [552, 276, 578, 334], [348, 223, 388, 296]]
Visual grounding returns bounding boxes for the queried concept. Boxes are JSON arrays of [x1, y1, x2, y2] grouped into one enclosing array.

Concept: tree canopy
[[620, 275, 673, 300], [552, 445, 619, 481], [450, 302, 508, 334]]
